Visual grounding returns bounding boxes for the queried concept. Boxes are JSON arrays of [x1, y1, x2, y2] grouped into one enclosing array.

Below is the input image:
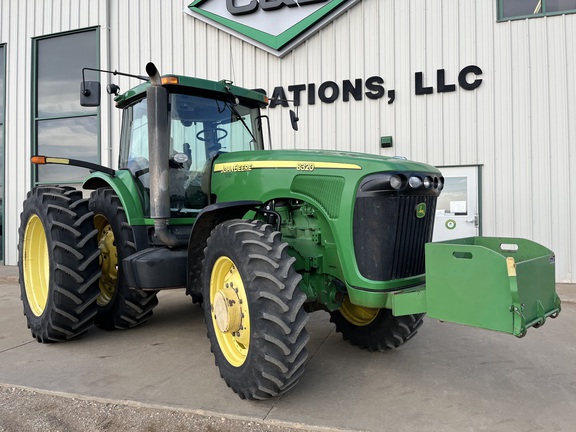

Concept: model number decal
[[296, 163, 316, 171]]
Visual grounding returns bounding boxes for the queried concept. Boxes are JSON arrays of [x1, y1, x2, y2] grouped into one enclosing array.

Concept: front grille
[[353, 174, 439, 281]]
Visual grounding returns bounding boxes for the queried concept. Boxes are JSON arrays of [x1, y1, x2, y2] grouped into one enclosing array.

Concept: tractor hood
[[212, 149, 442, 178]]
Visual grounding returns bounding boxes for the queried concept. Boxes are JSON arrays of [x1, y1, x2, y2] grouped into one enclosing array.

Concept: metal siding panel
[[425, 1, 444, 165], [528, 20, 551, 245], [568, 17, 576, 281], [61, 0, 71, 31], [459, 0, 478, 165], [391, 0, 411, 159], [410, 1, 428, 161], [335, 12, 351, 152], [510, 21, 532, 238], [442, 2, 461, 166], [547, 16, 572, 281], [320, 22, 336, 151], [379, 0, 397, 159], [476, 0, 497, 233], [363, 0, 381, 156], [493, 23, 515, 236], [304, 35, 322, 151]]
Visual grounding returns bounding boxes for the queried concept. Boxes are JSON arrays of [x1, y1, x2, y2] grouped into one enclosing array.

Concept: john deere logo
[[416, 203, 427, 219], [186, 0, 361, 57]]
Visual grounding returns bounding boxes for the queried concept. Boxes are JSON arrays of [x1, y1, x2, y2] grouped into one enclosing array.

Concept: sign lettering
[[226, 0, 328, 16], [268, 65, 482, 108]]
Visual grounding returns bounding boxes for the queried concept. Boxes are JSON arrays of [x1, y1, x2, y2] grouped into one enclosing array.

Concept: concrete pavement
[[2, 265, 576, 432]]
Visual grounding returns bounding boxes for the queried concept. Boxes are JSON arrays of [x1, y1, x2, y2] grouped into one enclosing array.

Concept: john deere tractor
[[18, 63, 561, 400]]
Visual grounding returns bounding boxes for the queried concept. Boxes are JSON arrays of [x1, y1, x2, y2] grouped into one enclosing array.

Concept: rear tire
[[329, 297, 424, 352], [89, 188, 158, 330], [202, 220, 309, 400], [18, 186, 101, 342]]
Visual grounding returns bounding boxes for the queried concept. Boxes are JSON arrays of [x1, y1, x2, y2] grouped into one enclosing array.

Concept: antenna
[[229, 43, 237, 84]]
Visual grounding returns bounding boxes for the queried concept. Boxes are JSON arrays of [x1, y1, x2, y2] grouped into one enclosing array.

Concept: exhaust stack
[[146, 62, 184, 248]]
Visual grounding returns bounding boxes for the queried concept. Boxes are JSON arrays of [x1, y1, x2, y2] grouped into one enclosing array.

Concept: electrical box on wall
[[380, 136, 393, 148]]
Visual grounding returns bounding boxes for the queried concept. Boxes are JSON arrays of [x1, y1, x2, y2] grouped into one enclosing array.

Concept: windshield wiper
[[220, 81, 259, 147]]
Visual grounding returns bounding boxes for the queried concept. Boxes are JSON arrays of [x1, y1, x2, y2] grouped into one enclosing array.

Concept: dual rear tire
[[18, 186, 101, 342], [18, 186, 158, 341]]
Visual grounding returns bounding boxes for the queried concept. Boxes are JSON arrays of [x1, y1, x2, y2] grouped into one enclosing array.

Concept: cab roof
[[114, 74, 269, 109]]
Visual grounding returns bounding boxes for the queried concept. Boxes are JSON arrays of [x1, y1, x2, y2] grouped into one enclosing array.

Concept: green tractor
[[18, 63, 561, 400]]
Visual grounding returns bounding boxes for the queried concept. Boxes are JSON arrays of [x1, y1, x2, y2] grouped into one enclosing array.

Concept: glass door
[[433, 166, 480, 242]]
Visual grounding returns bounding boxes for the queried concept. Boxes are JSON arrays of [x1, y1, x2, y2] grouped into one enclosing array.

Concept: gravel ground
[[0, 386, 323, 432]]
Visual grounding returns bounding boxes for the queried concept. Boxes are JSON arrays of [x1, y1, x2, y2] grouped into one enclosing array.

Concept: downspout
[[146, 62, 185, 248]]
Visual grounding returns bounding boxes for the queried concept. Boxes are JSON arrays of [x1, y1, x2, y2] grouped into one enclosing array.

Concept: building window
[[499, 0, 576, 20], [0, 44, 5, 261], [33, 29, 99, 184]]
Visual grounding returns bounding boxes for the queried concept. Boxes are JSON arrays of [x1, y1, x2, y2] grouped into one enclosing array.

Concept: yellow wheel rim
[[210, 256, 251, 367], [23, 215, 50, 317], [339, 296, 379, 326], [94, 214, 118, 307]]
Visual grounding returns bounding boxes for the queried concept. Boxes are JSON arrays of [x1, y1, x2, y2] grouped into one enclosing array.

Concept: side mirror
[[290, 109, 299, 131], [80, 81, 101, 107]]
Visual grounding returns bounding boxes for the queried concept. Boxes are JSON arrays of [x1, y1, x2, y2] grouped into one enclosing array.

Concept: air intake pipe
[[146, 62, 185, 248]]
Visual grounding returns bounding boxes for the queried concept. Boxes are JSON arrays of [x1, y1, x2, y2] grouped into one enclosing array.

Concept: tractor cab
[[117, 89, 266, 216]]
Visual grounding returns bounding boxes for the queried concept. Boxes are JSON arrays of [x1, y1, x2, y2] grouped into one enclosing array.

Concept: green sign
[[186, 0, 361, 57]]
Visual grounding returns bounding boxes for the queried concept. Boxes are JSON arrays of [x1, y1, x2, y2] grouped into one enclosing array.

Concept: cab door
[[433, 166, 480, 242]]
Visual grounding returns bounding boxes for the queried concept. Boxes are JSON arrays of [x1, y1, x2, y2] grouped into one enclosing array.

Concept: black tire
[[18, 186, 101, 342], [329, 297, 424, 352], [202, 219, 309, 400], [89, 188, 158, 330]]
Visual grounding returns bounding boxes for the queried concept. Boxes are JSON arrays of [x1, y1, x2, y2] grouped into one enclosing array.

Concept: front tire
[[329, 297, 424, 352], [18, 186, 101, 342], [202, 220, 309, 400], [89, 188, 158, 330]]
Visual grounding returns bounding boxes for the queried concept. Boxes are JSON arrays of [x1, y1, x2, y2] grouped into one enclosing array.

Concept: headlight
[[390, 175, 403, 190], [423, 176, 432, 189], [438, 177, 444, 191], [408, 176, 422, 189]]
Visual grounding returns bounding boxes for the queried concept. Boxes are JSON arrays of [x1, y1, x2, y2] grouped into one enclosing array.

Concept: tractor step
[[123, 247, 187, 290]]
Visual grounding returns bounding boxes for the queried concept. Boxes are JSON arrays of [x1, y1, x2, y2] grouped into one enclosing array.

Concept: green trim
[[188, 0, 350, 50], [31, 27, 101, 187]]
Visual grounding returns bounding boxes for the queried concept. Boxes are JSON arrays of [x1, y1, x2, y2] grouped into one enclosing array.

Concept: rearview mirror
[[290, 109, 299, 131], [80, 81, 101, 107]]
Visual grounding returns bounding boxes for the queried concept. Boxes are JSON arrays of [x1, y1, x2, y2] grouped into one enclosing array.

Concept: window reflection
[[34, 29, 99, 186], [547, 0, 576, 12], [37, 117, 99, 183], [37, 31, 98, 117], [436, 177, 468, 216], [503, 0, 541, 17]]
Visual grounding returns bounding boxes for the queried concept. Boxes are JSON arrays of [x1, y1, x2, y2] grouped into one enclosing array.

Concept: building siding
[[1, 0, 575, 282]]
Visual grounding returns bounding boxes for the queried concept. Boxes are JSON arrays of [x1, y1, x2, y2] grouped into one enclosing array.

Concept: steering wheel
[[196, 127, 228, 142]]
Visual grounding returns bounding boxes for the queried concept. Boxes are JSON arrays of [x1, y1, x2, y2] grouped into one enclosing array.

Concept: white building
[[1, 0, 575, 282]]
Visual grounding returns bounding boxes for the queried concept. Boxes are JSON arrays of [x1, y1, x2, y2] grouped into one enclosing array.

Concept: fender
[[82, 169, 147, 225], [186, 200, 263, 295]]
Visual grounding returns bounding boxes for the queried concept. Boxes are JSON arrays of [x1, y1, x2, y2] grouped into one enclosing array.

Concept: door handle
[[466, 214, 479, 228]]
